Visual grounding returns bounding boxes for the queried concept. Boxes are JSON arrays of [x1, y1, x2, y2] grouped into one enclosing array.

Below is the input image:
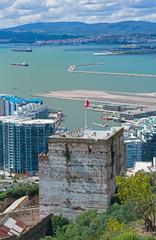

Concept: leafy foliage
[[116, 172, 156, 231], [106, 202, 137, 224], [0, 182, 38, 201], [41, 206, 156, 240], [0, 192, 8, 201], [105, 218, 125, 232], [40, 237, 54, 240], [50, 215, 69, 237], [55, 210, 104, 240], [64, 144, 70, 164], [41, 207, 156, 240]]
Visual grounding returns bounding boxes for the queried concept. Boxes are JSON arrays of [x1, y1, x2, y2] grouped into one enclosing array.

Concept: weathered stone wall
[[105, 130, 125, 203], [39, 128, 124, 219]]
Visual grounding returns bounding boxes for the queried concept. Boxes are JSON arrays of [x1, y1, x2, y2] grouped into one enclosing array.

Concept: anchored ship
[[11, 62, 29, 67], [93, 50, 114, 56], [11, 47, 32, 52]]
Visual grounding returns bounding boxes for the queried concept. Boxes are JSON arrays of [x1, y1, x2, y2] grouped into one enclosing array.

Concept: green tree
[[105, 218, 125, 232], [55, 210, 106, 240], [0, 182, 39, 201], [107, 202, 137, 224], [116, 172, 156, 231], [40, 237, 54, 240], [50, 215, 69, 236]]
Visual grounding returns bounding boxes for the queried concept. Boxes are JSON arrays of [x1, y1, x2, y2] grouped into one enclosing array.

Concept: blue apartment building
[[125, 118, 156, 168], [0, 95, 56, 174], [125, 137, 143, 168], [0, 118, 55, 174], [0, 95, 44, 116]]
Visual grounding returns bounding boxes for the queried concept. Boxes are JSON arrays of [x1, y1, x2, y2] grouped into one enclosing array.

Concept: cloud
[[0, 0, 156, 28], [129, 0, 156, 9]]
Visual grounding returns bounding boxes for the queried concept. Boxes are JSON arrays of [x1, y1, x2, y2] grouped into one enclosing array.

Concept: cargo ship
[[11, 62, 29, 67], [11, 47, 32, 52]]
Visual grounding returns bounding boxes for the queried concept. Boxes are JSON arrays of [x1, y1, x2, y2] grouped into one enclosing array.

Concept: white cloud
[[0, 0, 155, 28]]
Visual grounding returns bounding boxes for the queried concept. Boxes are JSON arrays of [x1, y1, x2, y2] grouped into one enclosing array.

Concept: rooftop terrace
[[51, 126, 123, 141]]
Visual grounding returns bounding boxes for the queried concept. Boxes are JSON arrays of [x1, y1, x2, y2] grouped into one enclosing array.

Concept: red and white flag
[[84, 99, 90, 108]]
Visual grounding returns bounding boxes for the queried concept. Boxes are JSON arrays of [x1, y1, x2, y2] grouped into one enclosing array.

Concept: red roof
[[0, 225, 10, 237], [0, 229, 9, 238], [16, 219, 27, 229], [0, 216, 28, 238]]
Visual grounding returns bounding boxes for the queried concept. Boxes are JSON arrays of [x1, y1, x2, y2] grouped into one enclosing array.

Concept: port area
[[67, 64, 156, 78], [34, 89, 156, 120]]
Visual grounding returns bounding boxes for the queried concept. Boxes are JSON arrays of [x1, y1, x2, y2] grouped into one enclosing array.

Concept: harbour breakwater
[[68, 64, 156, 78]]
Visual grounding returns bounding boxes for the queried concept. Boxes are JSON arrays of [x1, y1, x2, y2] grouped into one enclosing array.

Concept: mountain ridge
[[0, 21, 156, 43], [3, 20, 156, 35]]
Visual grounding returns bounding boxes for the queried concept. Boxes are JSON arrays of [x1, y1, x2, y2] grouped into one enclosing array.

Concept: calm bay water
[[0, 45, 156, 129]]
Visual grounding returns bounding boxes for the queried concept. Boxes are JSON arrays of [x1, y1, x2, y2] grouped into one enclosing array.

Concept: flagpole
[[84, 99, 90, 130], [85, 108, 87, 130]]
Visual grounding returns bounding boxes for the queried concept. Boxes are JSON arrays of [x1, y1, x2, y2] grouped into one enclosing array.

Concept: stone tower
[[39, 127, 124, 219]]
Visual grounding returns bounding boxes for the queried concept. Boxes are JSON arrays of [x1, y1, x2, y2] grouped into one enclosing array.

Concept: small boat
[[101, 115, 113, 120], [112, 117, 126, 123], [92, 123, 109, 127], [11, 62, 29, 67], [120, 118, 126, 123]]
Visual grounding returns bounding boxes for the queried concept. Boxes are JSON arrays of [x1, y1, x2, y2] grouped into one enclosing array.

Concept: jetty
[[67, 64, 156, 78]]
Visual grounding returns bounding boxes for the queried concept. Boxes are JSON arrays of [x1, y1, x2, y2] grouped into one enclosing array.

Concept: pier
[[68, 65, 77, 72], [67, 64, 156, 78]]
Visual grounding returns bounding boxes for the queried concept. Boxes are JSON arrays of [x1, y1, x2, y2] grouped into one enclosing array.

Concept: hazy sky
[[0, 0, 156, 28]]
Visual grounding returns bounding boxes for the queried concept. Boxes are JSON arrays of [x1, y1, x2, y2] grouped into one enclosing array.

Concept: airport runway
[[34, 89, 156, 107]]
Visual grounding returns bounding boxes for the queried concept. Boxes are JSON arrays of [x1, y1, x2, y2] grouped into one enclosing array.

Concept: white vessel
[[11, 47, 32, 52], [11, 62, 29, 67], [93, 50, 114, 56]]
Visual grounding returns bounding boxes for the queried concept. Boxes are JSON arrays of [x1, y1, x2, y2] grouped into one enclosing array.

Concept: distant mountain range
[[0, 21, 156, 43]]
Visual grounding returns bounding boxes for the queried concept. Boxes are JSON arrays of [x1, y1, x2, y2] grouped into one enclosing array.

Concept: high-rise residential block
[[0, 95, 46, 117], [125, 137, 142, 168], [0, 117, 56, 173]]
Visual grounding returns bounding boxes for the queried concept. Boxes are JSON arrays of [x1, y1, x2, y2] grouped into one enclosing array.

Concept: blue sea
[[0, 44, 156, 129]]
